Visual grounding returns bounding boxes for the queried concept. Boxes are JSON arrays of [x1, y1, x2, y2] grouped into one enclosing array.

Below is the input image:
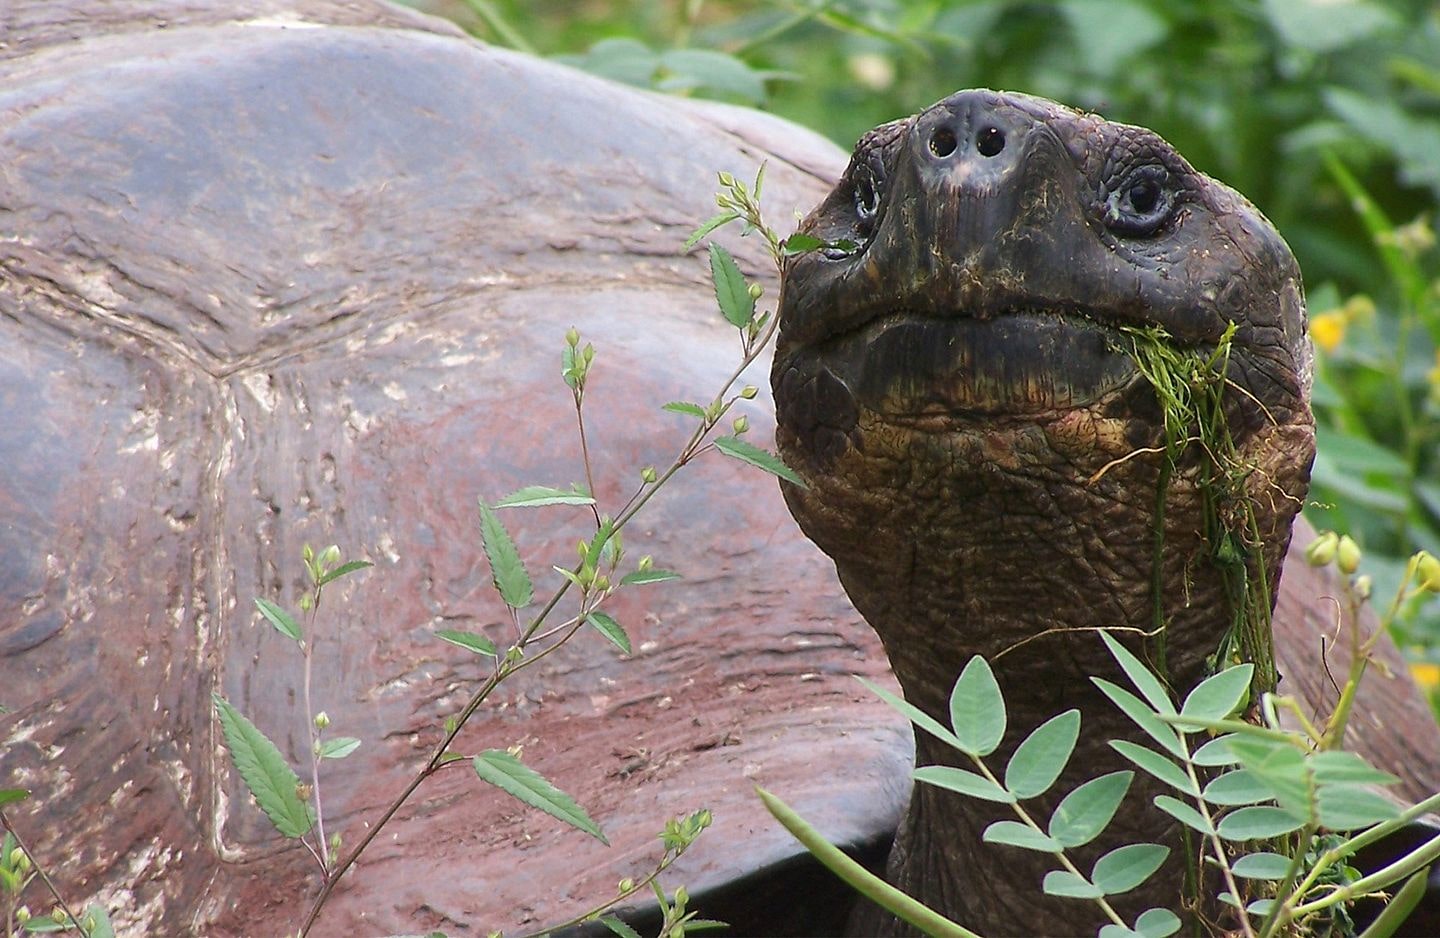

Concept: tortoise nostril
[[977, 126, 1005, 157], [929, 127, 958, 159]]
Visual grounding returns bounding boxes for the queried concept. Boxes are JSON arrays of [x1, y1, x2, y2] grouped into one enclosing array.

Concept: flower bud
[[15, 906, 29, 924], [565, 326, 580, 347], [51, 907, 66, 925], [314, 711, 330, 730], [320, 544, 341, 569], [594, 575, 611, 592], [1305, 531, 1339, 567], [732, 415, 749, 435], [641, 466, 657, 484], [740, 385, 758, 399], [1417, 551, 1440, 593], [717, 171, 735, 188], [638, 555, 653, 572], [747, 282, 763, 300], [618, 877, 634, 894], [1354, 575, 1373, 600], [1336, 535, 1361, 575]]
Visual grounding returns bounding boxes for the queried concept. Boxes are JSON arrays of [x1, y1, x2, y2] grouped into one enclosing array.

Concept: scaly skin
[[772, 89, 1314, 936]]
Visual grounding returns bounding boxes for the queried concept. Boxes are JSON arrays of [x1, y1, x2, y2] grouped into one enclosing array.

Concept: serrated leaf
[[713, 436, 807, 487], [0, 789, 28, 807], [1099, 632, 1176, 715], [663, 401, 708, 418], [949, 656, 1007, 757], [1153, 794, 1212, 834], [708, 243, 754, 328], [1091, 843, 1169, 895], [1049, 771, 1134, 847], [1043, 869, 1104, 899], [1201, 769, 1274, 806], [983, 820, 1060, 852], [620, 568, 683, 586], [212, 694, 314, 838], [1005, 710, 1079, 798], [494, 485, 597, 508], [586, 611, 631, 654], [1232, 851, 1293, 880], [1316, 784, 1401, 830], [1110, 740, 1195, 795], [1093, 679, 1184, 757], [478, 501, 533, 609], [1310, 751, 1401, 787], [1191, 735, 1240, 766], [1135, 908, 1181, 937], [435, 629, 498, 658], [316, 559, 373, 587], [319, 737, 361, 760], [1180, 664, 1253, 721], [600, 915, 643, 938], [913, 765, 1015, 803], [684, 211, 740, 251], [859, 677, 964, 751], [472, 749, 607, 844], [1217, 805, 1307, 840], [254, 597, 302, 643]]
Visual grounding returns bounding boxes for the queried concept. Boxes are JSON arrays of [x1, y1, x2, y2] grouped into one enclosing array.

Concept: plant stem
[[301, 592, 329, 872], [0, 811, 85, 938]]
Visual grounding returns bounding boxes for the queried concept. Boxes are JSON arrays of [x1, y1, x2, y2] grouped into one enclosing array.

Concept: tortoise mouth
[[788, 308, 1141, 422]]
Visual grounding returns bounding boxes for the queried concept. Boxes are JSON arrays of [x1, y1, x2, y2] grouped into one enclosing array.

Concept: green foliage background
[[410, 0, 1440, 672]]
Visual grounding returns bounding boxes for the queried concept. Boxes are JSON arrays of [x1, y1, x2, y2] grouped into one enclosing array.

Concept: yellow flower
[[1311, 311, 1347, 352], [1411, 661, 1440, 690]]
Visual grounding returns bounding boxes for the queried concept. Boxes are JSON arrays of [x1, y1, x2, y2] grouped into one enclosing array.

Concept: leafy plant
[[0, 808, 112, 938], [762, 534, 1440, 937]]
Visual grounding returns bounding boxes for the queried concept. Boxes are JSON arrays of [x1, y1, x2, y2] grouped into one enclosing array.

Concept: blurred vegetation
[[410, 0, 1440, 680]]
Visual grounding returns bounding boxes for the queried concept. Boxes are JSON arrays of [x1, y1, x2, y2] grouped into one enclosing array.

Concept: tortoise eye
[[1104, 164, 1175, 237], [854, 171, 880, 223]]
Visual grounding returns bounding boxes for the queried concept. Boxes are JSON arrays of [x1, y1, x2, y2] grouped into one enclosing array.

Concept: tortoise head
[[769, 85, 1316, 937]]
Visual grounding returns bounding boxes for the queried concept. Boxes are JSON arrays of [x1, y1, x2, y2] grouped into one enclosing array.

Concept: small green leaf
[[0, 789, 28, 807], [684, 211, 740, 251], [1179, 664, 1253, 722], [982, 820, 1060, 852], [1201, 769, 1273, 807], [1110, 740, 1195, 795], [319, 737, 361, 760], [663, 401, 708, 418], [949, 656, 1007, 757], [212, 694, 314, 838], [478, 500, 534, 609], [1093, 679, 1184, 757], [473, 750, 607, 844], [913, 765, 1015, 803], [1153, 794, 1213, 834], [713, 436, 807, 487], [1191, 735, 1240, 766], [1005, 710, 1080, 798], [620, 568, 683, 586], [1043, 869, 1104, 899], [1091, 843, 1169, 895], [254, 597, 302, 643], [859, 677, 964, 751], [1228, 736, 1312, 818], [1217, 805, 1307, 840], [435, 629, 498, 658], [494, 485, 597, 508], [1099, 631, 1176, 715], [1049, 771, 1134, 847], [708, 243, 754, 328], [1247, 898, 1277, 916], [316, 559, 373, 587], [1310, 751, 1401, 787], [601, 915, 643, 938], [1316, 784, 1401, 830], [1134, 908, 1181, 938], [780, 232, 859, 256], [586, 611, 631, 654], [82, 903, 116, 938], [1231, 852, 1293, 880]]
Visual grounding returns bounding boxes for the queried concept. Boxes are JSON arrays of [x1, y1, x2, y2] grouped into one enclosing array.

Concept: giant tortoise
[[0, 2, 1436, 936]]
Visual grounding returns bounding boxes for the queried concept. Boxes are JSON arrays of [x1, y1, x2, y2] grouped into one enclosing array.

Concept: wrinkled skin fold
[[772, 89, 1315, 936]]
